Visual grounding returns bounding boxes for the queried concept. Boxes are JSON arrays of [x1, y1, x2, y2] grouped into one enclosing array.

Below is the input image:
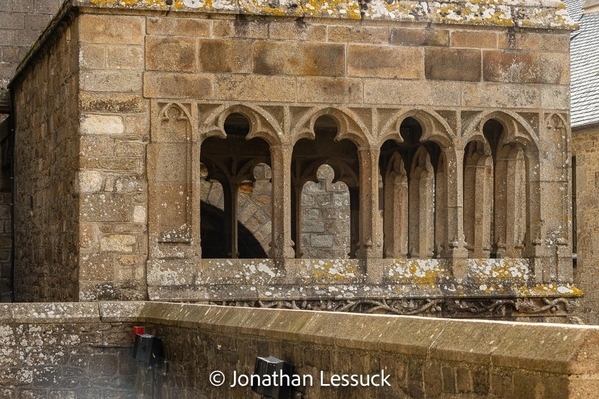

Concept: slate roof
[[566, 0, 599, 128]]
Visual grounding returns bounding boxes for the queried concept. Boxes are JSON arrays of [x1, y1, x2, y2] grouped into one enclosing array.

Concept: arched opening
[[380, 117, 444, 259], [463, 118, 529, 258], [200, 112, 271, 258], [292, 115, 359, 258]]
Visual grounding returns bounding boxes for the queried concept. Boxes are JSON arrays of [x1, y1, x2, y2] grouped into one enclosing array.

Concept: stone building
[[6, 0, 581, 319]]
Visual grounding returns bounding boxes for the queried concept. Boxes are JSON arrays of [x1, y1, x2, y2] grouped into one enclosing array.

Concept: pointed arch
[[199, 103, 282, 146], [377, 108, 454, 149], [290, 106, 370, 147]]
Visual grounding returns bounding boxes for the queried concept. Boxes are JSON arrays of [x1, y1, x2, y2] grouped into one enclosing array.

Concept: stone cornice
[[74, 0, 578, 29]]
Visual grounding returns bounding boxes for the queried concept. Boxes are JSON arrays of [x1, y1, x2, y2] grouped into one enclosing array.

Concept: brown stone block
[[215, 75, 295, 102], [328, 25, 389, 44], [425, 48, 481, 81], [297, 77, 362, 103], [213, 19, 269, 39], [115, 142, 145, 158], [539, 34, 570, 52], [143, 72, 214, 99], [364, 80, 460, 107], [498, 32, 540, 50], [451, 30, 497, 48], [253, 41, 344, 76], [483, 51, 568, 85], [80, 71, 142, 93], [390, 28, 449, 47], [106, 46, 144, 70], [79, 14, 143, 45], [79, 43, 105, 70], [348, 45, 423, 79], [199, 39, 251, 73], [268, 21, 327, 41], [147, 17, 210, 37], [79, 93, 147, 113], [146, 36, 197, 72], [461, 83, 540, 108]]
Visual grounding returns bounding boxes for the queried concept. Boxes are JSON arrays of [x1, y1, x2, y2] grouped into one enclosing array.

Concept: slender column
[[349, 187, 360, 258], [445, 148, 469, 277], [270, 145, 295, 259], [358, 147, 382, 259], [383, 171, 408, 258]]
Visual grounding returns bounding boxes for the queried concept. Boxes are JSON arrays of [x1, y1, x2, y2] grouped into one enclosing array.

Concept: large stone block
[[389, 28, 449, 47], [80, 115, 124, 135], [328, 25, 389, 44], [143, 72, 214, 99], [146, 17, 210, 37], [267, 21, 327, 41], [348, 45, 423, 79], [146, 36, 197, 72], [364, 80, 461, 107], [79, 15, 143, 45], [451, 30, 497, 48], [297, 77, 362, 103], [483, 51, 568, 85], [106, 46, 144, 70], [80, 71, 142, 93], [253, 41, 345, 76], [461, 83, 540, 109], [215, 75, 295, 102], [199, 39, 251, 73], [425, 48, 481, 81]]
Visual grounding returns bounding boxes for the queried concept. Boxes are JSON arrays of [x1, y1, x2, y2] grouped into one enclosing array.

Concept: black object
[[133, 334, 164, 365], [252, 356, 293, 399]]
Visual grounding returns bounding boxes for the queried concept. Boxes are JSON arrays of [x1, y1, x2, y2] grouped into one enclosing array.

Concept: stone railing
[[0, 301, 598, 398]]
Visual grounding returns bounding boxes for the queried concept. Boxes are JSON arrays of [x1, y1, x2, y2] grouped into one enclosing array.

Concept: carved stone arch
[[159, 102, 193, 124], [377, 108, 454, 148], [290, 106, 370, 147], [199, 103, 282, 146], [463, 110, 538, 150]]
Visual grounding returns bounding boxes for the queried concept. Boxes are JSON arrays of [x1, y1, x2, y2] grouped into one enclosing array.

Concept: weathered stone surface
[[390, 28, 449, 47], [146, 17, 210, 37], [296, 77, 362, 103], [425, 48, 481, 81], [199, 39, 251, 73], [78, 14, 143, 44], [146, 36, 197, 72], [483, 51, 568, 84], [80, 115, 124, 135], [143, 72, 213, 99], [252, 41, 345, 76], [451, 30, 497, 48], [348, 45, 423, 79]]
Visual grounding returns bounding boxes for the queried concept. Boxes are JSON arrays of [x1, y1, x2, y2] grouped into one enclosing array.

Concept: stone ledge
[[73, 0, 577, 29], [138, 302, 599, 376]]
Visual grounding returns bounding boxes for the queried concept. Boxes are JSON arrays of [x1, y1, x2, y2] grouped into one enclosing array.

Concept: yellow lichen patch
[[388, 259, 449, 284], [310, 260, 361, 284], [90, 0, 117, 6], [469, 258, 530, 282]]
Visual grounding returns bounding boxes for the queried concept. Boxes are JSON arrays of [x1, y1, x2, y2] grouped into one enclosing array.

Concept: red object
[[132, 326, 145, 342]]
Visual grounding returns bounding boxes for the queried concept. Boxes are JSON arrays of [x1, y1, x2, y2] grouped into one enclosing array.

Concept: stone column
[[223, 182, 239, 258], [358, 147, 383, 259], [444, 147, 469, 279], [270, 145, 295, 260], [291, 182, 303, 258]]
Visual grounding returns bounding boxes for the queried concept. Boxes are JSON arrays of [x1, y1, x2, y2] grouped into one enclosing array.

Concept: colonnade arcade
[[149, 103, 553, 266], [149, 103, 570, 279]]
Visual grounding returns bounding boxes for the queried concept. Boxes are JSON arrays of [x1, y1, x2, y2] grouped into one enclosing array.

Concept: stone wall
[[0, 0, 63, 106], [137, 302, 599, 398], [1, 301, 599, 399], [573, 126, 599, 324], [0, 302, 142, 399], [11, 13, 80, 301]]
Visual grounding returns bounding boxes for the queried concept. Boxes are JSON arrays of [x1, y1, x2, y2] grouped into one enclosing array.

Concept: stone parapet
[[0, 301, 598, 398]]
